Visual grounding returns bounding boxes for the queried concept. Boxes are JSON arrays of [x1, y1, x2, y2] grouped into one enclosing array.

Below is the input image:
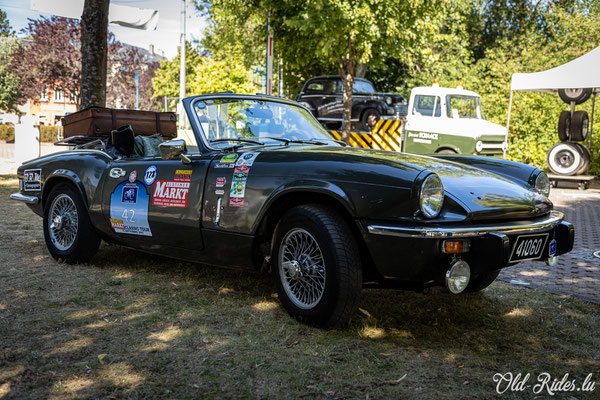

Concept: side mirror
[[158, 139, 191, 164]]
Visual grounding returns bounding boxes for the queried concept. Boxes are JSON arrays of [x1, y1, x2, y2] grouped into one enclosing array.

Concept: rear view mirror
[[158, 139, 191, 164]]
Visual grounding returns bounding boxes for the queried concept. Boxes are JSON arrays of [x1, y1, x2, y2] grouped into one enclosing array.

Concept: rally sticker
[[220, 154, 238, 163], [229, 197, 244, 207], [216, 177, 226, 187], [235, 152, 260, 167], [214, 163, 235, 169], [23, 169, 41, 191], [109, 181, 152, 236], [152, 169, 192, 208], [144, 165, 157, 186], [215, 189, 225, 196], [129, 170, 137, 183]]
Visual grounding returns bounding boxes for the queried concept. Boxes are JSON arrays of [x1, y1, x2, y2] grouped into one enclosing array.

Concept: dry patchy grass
[[0, 177, 599, 399]]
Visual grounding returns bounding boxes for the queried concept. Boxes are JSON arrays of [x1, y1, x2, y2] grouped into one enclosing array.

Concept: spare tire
[[570, 110, 589, 142], [547, 142, 583, 176], [558, 88, 592, 105], [574, 143, 591, 175], [557, 111, 571, 141]]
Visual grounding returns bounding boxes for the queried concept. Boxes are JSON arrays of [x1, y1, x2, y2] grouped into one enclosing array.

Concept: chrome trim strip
[[367, 211, 564, 238], [10, 193, 39, 204]]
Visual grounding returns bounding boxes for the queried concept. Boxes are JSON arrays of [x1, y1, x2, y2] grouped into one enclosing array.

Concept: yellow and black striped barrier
[[329, 119, 402, 151]]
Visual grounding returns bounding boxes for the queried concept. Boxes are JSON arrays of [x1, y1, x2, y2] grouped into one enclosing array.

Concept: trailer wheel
[[557, 111, 571, 141], [547, 142, 582, 176], [570, 111, 589, 142], [558, 88, 592, 105]]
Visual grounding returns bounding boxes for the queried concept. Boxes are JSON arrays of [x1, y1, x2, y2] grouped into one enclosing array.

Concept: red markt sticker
[[229, 197, 244, 207], [153, 180, 190, 208], [216, 177, 226, 187]]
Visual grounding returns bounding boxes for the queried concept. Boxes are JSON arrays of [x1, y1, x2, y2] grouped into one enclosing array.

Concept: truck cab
[[402, 85, 508, 157]]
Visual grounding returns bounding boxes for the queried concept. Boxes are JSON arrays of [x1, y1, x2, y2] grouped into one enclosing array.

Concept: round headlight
[[385, 96, 392, 105], [446, 259, 471, 294], [420, 174, 444, 218], [534, 171, 550, 197]]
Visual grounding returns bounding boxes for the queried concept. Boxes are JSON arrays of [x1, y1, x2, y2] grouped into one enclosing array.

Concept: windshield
[[193, 98, 338, 146], [446, 95, 483, 119], [353, 80, 375, 94]]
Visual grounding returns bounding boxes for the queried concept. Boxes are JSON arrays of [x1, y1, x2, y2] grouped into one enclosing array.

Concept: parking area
[[499, 187, 600, 304]]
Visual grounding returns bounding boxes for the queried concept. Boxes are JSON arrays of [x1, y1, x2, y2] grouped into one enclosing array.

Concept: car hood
[[269, 145, 551, 221]]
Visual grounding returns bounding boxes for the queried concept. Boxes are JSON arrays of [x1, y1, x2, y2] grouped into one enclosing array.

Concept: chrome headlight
[[534, 171, 550, 197], [420, 173, 444, 218], [385, 96, 392, 105]]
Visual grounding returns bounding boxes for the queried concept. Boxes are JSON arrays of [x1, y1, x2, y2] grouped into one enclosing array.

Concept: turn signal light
[[442, 240, 470, 254], [433, 79, 440, 87]]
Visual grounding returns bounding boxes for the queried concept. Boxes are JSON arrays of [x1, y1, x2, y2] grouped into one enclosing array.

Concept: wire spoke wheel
[[48, 194, 79, 251], [279, 228, 326, 309]]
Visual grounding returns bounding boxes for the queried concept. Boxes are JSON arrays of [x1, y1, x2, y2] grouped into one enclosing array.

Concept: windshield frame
[[185, 94, 338, 152]]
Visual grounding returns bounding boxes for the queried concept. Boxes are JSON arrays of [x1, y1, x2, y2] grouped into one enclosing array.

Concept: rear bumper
[[362, 212, 575, 287]]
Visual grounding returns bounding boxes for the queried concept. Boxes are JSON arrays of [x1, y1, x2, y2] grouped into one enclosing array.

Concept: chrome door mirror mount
[[158, 139, 191, 164]]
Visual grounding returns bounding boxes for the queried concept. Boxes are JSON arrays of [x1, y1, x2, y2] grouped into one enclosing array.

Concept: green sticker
[[220, 154, 239, 163]]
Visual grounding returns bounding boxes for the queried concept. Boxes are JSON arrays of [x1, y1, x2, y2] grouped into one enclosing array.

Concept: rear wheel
[[43, 183, 100, 263], [272, 205, 362, 328], [465, 270, 500, 292]]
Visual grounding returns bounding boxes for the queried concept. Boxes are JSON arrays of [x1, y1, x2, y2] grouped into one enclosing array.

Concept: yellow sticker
[[220, 154, 239, 163]]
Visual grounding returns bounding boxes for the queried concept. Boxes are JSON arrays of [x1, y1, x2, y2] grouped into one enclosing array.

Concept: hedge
[[0, 125, 59, 143]]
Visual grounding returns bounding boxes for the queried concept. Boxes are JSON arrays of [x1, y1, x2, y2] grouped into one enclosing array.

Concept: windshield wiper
[[288, 139, 328, 145], [209, 137, 265, 150], [260, 137, 291, 144]]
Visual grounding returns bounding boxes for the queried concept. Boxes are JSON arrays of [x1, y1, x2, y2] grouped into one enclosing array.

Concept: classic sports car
[[11, 94, 574, 327]]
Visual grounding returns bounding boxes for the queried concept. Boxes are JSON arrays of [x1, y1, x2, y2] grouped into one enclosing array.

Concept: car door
[[100, 153, 212, 250], [319, 79, 344, 121]]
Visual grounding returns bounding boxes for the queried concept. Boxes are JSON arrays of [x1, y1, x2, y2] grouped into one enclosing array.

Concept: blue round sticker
[[144, 165, 157, 186]]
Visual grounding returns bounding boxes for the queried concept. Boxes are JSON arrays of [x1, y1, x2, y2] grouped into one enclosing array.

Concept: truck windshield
[[446, 95, 483, 119], [193, 98, 338, 146]]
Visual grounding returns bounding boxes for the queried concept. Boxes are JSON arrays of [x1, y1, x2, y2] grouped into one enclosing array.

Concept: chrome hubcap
[[48, 194, 78, 251], [279, 228, 326, 309]]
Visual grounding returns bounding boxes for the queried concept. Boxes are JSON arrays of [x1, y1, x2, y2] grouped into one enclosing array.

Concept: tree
[[80, 0, 110, 109], [0, 9, 13, 36], [0, 9, 20, 111], [107, 46, 160, 110], [189, 53, 255, 95], [11, 16, 82, 106]]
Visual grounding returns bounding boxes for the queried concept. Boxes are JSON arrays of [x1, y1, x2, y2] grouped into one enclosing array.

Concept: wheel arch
[[251, 183, 380, 282], [42, 169, 89, 210], [435, 146, 459, 154]]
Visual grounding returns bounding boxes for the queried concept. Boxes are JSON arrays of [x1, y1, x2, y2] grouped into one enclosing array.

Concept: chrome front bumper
[[367, 210, 564, 239], [10, 193, 40, 204]]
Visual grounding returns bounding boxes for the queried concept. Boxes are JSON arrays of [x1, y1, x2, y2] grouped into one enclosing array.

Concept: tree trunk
[[338, 38, 357, 144], [79, 0, 109, 110]]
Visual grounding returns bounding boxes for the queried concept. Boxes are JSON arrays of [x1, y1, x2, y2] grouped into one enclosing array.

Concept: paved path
[[499, 188, 600, 304]]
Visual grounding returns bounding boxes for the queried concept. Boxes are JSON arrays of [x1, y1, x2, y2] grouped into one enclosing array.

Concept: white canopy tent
[[506, 46, 600, 157]]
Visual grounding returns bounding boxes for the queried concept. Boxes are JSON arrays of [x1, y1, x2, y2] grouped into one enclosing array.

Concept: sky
[[0, 0, 208, 59]]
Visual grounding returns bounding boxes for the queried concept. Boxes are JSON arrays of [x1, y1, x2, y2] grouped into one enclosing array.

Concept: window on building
[[54, 89, 64, 102], [39, 89, 48, 102], [68, 92, 76, 103]]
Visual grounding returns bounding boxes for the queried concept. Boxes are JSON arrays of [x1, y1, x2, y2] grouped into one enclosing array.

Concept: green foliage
[[0, 36, 21, 111], [0, 9, 12, 36], [39, 125, 59, 142], [0, 124, 14, 141], [189, 54, 255, 95]]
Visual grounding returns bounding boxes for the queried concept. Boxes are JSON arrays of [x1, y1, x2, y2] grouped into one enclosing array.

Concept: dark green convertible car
[[11, 94, 574, 327]]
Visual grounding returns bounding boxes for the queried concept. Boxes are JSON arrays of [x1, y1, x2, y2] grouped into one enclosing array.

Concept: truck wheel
[[43, 183, 100, 263], [557, 111, 571, 141], [558, 88, 592, 105], [547, 142, 582, 175], [569, 111, 589, 142], [360, 109, 380, 132], [465, 270, 500, 292], [436, 149, 457, 155], [272, 205, 362, 328]]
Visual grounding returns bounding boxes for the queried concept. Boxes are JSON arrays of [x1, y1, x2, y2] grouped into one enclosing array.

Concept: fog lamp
[[445, 259, 471, 294]]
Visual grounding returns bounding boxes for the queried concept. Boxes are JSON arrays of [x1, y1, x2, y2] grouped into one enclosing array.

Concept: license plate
[[510, 233, 549, 262]]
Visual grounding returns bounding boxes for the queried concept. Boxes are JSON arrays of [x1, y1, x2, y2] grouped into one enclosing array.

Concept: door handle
[[109, 168, 125, 178], [215, 197, 222, 226]]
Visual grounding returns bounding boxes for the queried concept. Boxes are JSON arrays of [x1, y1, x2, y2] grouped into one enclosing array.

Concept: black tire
[[43, 183, 100, 263], [360, 109, 380, 132], [570, 110, 589, 142], [436, 148, 457, 155], [546, 142, 583, 176], [558, 88, 592, 105], [465, 270, 500, 292], [574, 143, 591, 175], [557, 111, 571, 141], [271, 205, 362, 328]]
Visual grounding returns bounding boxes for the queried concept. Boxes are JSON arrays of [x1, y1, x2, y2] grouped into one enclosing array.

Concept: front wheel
[[272, 205, 362, 328], [43, 183, 100, 263], [360, 109, 380, 132]]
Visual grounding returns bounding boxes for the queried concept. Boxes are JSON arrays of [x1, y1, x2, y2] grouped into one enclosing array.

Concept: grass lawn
[[1, 177, 599, 399]]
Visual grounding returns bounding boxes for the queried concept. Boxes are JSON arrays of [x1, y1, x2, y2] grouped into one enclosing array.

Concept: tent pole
[[587, 92, 596, 175], [504, 90, 514, 159]]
